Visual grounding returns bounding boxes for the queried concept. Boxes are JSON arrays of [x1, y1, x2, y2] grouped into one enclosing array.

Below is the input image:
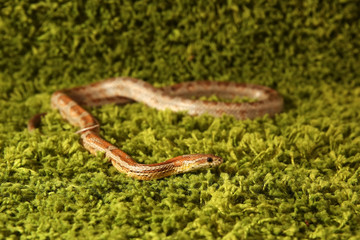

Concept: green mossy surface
[[1, 1, 360, 239]]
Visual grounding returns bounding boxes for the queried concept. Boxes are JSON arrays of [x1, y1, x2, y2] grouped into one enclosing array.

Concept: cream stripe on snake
[[28, 77, 283, 180]]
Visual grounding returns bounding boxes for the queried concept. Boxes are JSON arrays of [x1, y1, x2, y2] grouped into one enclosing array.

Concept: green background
[[1, 0, 360, 239]]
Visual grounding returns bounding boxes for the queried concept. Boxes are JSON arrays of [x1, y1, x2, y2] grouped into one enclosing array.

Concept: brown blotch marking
[[128, 77, 138, 83], [219, 81, 231, 87], [116, 84, 125, 91], [96, 139, 112, 150], [160, 92, 168, 98], [80, 115, 97, 127], [199, 81, 212, 87], [57, 94, 73, 107], [88, 98, 104, 104], [202, 100, 213, 105], [233, 83, 248, 90], [169, 83, 183, 91], [215, 109, 226, 115], [186, 83, 196, 91], [248, 100, 266, 107], [108, 148, 136, 165], [84, 92, 94, 100], [69, 105, 85, 117], [94, 88, 107, 99], [224, 102, 234, 107]]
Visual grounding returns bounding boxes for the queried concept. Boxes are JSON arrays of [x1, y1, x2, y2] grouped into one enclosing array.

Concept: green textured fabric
[[1, 0, 360, 239]]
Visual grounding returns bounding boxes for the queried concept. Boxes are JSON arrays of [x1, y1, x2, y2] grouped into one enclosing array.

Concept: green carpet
[[1, 0, 360, 239]]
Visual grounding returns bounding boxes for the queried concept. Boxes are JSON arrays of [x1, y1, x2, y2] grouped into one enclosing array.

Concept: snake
[[28, 77, 283, 180]]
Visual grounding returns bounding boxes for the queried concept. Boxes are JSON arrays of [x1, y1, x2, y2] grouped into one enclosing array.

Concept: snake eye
[[207, 157, 213, 163]]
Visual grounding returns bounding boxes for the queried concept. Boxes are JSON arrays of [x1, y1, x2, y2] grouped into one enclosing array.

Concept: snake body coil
[[28, 77, 283, 180]]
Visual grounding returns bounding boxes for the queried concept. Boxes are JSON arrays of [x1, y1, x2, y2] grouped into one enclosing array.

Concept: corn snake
[[28, 77, 283, 180]]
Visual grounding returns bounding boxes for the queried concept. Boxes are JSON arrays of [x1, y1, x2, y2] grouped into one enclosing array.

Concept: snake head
[[178, 154, 223, 173]]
